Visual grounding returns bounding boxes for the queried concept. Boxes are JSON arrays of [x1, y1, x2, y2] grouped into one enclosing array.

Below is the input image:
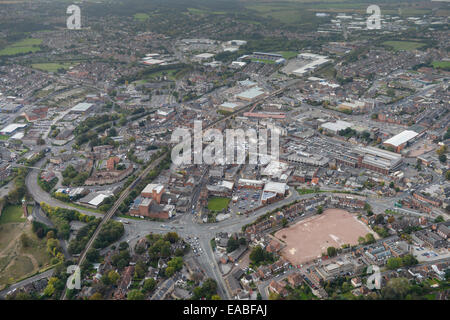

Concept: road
[[0, 268, 55, 299], [60, 152, 169, 299], [23, 76, 439, 299]]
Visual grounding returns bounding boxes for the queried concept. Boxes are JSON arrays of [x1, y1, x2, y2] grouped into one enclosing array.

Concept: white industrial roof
[[321, 120, 353, 132], [236, 87, 265, 100], [142, 183, 164, 194], [89, 194, 109, 207], [264, 181, 287, 194], [220, 102, 239, 109], [384, 130, 418, 147], [195, 53, 214, 59], [10, 132, 24, 140], [221, 180, 234, 190], [0, 123, 27, 134], [71, 102, 93, 112]]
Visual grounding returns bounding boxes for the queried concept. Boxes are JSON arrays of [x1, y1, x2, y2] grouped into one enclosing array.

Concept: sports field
[[275, 208, 376, 265], [0, 38, 42, 56], [382, 41, 425, 51], [207, 197, 230, 212]]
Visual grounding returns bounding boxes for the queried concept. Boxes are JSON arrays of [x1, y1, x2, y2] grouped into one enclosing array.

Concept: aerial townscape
[[0, 0, 449, 304]]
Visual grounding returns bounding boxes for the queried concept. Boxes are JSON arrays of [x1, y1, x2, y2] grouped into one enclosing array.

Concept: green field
[[0, 38, 42, 56], [432, 61, 450, 71], [382, 41, 425, 51], [0, 222, 53, 290], [0, 135, 8, 140], [207, 197, 230, 212], [134, 13, 150, 21], [187, 8, 226, 15], [31, 62, 76, 72], [0, 205, 26, 225], [278, 51, 298, 60]]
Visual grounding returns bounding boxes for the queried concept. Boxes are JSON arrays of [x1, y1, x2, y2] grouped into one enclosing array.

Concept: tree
[[226, 237, 239, 253], [143, 278, 156, 293], [375, 214, 385, 225], [439, 154, 447, 163], [249, 246, 265, 264], [358, 236, 365, 245], [386, 257, 402, 270], [108, 270, 120, 285], [269, 292, 281, 300], [134, 261, 146, 279], [164, 232, 179, 243], [167, 256, 183, 271], [86, 249, 100, 263], [46, 230, 56, 239], [382, 278, 410, 299], [327, 246, 337, 257], [211, 294, 221, 300], [89, 292, 103, 300], [127, 289, 145, 300], [316, 206, 323, 214], [365, 233, 375, 244], [436, 145, 447, 156], [165, 266, 175, 277], [434, 216, 444, 223]]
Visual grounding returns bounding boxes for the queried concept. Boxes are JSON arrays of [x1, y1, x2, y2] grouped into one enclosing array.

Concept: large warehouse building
[[354, 146, 403, 174], [383, 130, 418, 152]]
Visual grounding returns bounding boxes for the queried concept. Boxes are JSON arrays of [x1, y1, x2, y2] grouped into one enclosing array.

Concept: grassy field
[[0, 38, 42, 56], [207, 197, 230, 212], [134, 13, 150, 21], [432, 61, 450, 70], [382, 41, 425, 51], [31, 62, 76, 73], [0, 220, 52, 290], [0, 205, 26, 225], [0, 135, 8, 140], [278, 51, 298, 60], [187, 8, 226, 15]]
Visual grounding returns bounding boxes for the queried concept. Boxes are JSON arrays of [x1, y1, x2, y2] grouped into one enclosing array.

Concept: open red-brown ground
[[275, 208, 377, 265]]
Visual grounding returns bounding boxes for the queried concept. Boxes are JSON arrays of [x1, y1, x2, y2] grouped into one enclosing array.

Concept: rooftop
[[384, 130, 419, 147]]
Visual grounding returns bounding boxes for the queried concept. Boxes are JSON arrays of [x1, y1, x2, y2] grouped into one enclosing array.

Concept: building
[[268, 280, 288, 297], [287, 273, 303, 287], [141, 183, 165, 204], [320, 120, 353, 135], [0, 123, 27, 135], [70, 102, 94, 114], [0, 102, 23, 113], [236, 87, 266, 102], [250, 52, 285, 64], [219, 102, 240, 112], [193, 53, 215, 62], [261, 181, 287, 204], [383, 130, 419, 152], [106, 156, 120, 170], [291, 53, 330, 76], [354, 146, 403, 174], [22, 106, 48, 122]]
